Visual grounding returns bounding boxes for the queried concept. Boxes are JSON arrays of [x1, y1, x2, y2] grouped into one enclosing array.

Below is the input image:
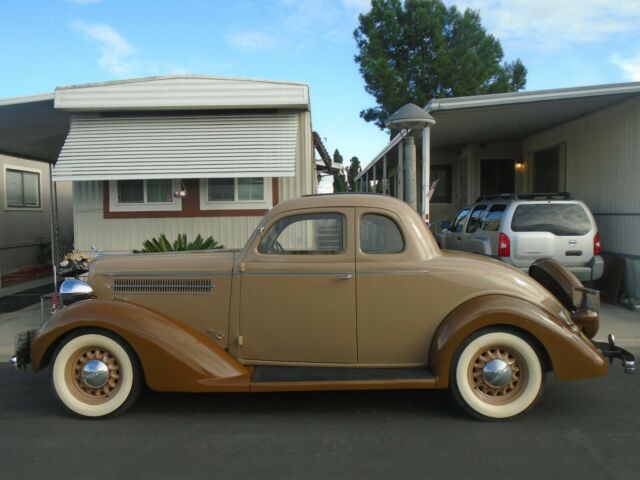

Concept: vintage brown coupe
[[11, 194, 635, 419]]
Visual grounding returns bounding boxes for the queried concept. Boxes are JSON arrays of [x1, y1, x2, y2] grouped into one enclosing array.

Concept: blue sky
[[2, 0, 640, 172]]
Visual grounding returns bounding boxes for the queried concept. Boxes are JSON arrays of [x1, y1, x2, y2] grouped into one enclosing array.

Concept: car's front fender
[[31, 299, 252, 392], [429, 295, 607, 388]]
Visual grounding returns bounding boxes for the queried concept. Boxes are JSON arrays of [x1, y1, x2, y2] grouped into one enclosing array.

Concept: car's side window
[[481, 204, 507, 232], [360, 214, 404, 254], [451, 208, 470, 232], [466, 205, 488, 233], [258, 213, 344, 254]]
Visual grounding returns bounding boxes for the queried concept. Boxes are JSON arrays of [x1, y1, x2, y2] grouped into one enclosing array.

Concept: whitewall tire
[[451, 329, 544, 420], [51, 330, 142, 418]]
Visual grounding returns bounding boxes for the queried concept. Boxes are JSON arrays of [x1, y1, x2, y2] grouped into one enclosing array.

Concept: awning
[[53, 113, 298, 181]]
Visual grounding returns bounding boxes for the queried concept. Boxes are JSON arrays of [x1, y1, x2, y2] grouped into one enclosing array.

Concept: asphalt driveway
[[0, 363, 638, 480]]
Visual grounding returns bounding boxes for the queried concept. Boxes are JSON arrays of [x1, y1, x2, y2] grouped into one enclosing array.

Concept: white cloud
[[69, 0, 103, 5], [225, 30, 279, 52], [71, 21, 136, 75], [612, 53, 640, 81], [451, 0, 640, 51]]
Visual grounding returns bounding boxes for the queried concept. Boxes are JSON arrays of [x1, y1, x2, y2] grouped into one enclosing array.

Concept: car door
[[355, 208, 438, 365], [238, 208, 357, 364]]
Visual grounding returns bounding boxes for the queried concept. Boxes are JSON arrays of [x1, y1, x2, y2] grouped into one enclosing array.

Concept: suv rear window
[[511, 204, 591, 236]]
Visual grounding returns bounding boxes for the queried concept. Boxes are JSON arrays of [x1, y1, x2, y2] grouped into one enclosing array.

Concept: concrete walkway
[[1, 298, 638, 359]]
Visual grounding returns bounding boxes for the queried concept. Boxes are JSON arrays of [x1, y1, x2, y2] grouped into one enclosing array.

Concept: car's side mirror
[[440, 220, 451, 231]]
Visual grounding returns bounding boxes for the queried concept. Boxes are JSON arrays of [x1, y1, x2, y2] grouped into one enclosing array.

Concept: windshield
[[511, 203, 591, 236]]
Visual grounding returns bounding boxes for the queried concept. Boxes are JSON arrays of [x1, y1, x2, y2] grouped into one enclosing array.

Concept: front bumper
[[593, 334, 635, 374], [9, 329, 37, 370]]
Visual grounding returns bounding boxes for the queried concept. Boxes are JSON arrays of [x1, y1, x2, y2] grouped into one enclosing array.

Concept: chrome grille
[[113, 278, 213, 294]]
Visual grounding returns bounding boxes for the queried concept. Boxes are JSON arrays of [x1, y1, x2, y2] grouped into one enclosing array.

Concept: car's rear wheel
[[451, 328, 544, 420], [51, 330, 142, 418]]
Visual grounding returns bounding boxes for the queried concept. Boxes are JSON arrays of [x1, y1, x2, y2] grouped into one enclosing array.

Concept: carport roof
[[0, 94, 69, 163], [0, 74, 311, 164], [427, 81, 640, 149], [358, 81, 640, 179]]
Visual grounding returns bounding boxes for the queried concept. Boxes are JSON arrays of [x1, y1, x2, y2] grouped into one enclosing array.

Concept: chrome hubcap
[[81, 359, 110, 388], [482, 359, 512, 388]]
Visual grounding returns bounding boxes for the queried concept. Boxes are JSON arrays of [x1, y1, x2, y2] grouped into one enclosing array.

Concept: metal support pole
[[48, 164, 58, 291], [382, 155, 388, 194], [398, 140, 404, 201], [421, 127, 431, 223], [372, 163, 377, 193], [404, 135, 417, 210]]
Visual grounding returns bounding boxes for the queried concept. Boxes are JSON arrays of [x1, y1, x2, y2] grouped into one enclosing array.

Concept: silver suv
[[436, 193, 604, 282]]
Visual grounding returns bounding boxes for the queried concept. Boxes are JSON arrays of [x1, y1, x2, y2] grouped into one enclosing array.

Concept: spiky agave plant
[[134, 233, 224, 253]]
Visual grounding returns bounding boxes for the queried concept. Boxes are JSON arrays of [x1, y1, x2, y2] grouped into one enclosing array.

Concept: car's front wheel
[[51, 329, 143, 418], [451, 328, 544, 420]]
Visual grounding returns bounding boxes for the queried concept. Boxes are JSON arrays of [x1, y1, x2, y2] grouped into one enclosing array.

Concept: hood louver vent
[[113, 279, 213, 295]]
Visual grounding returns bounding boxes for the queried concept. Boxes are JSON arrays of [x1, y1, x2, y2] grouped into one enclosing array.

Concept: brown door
[[238, 207, 357, 364]]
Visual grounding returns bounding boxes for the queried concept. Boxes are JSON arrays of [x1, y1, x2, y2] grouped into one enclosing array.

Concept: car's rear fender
[[429, 295, 607, 388], [31, 299, 252, 392]]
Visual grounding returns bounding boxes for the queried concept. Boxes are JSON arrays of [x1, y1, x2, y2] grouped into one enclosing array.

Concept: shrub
[[134, 234, 224, 253]]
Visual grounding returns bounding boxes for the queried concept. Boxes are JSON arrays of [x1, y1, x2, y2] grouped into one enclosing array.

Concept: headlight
[[59, 278, 94, 306]]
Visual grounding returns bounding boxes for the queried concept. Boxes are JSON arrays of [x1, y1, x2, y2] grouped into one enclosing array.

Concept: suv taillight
[[594, 231, 601, 255], [498, 232, 511, 257]]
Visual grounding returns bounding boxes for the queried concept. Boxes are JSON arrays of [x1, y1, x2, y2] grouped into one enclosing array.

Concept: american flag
[[426, 178, 440, 201]]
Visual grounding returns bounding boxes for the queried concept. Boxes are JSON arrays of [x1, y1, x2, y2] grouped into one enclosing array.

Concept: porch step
[[251, 365, 435, 383]]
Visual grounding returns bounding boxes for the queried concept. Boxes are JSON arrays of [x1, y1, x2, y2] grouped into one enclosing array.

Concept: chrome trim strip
[[98, 271, 231, 277], [241, 270, 429, 276], [241, 271, 355, 277]]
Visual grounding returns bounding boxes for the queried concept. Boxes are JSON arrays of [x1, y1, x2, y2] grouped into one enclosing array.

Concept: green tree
[[347, 156, 361, 192], [354, 0, 527, 129], [332, 149, 347, 192], [333, 149, 344, 164]]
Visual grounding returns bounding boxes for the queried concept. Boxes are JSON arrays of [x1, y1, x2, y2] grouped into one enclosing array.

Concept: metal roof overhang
[[358, 81, 640, 178], [428, 83, 640, 149], [0, 94, 69, 163]]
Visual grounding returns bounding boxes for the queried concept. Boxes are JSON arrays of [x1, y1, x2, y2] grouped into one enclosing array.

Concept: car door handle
[[457, 236, 462, 241], [336, 273, 353, 280]]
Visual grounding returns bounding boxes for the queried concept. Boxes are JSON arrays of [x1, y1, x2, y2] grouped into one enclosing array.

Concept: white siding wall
[[73, 111, 316, 254], [0, 154, 73, 278], [522, 96, 640, 297]]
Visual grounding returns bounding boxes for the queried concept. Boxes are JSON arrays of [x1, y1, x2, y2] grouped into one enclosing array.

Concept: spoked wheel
[[51, 330, 143, 418], [451, 328, 544, 420]]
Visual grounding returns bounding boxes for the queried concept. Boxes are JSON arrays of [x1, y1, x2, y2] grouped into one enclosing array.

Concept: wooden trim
[[272, 177, 279, 206], [103, 178, 279, 219]]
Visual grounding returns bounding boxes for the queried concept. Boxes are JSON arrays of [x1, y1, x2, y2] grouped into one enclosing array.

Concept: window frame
[[258, 212, 346, 255], [108, 179, 182, 212], [200, 177, 272, 211], [359, 213, 405, 255], [451, 208, 470, 233], [466, 204, 488, 234], [480, 204, 507, 232], [3, 165, 42, 210]]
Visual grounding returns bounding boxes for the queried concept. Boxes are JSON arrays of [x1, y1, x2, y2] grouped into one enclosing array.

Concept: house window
[[5, 168, 41, 208], [200, 177, 272, 211], [208, 178, 264, 202], [109, 179, 181, 212], [430, 165, 452, 204]]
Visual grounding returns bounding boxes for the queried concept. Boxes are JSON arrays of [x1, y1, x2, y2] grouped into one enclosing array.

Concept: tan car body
[[30, 194, 608, 393]]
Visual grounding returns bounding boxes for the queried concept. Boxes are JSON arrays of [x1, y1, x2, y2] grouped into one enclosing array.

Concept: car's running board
[[250, 366, 438, 392]]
